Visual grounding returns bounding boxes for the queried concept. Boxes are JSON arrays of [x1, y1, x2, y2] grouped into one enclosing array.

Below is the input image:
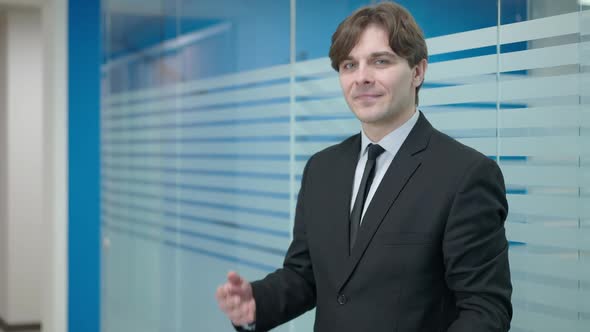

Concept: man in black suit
[[216, 2, 512, 331]]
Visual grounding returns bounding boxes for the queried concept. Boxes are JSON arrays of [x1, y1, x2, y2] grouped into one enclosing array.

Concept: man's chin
[[351, 109, 386, 124], [357, 116, 385, 126], [355, 110, 409, 128], [350, 106, 379, 118]]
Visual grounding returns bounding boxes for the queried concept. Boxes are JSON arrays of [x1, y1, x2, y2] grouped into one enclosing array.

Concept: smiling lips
[[353, 92, 383, 103]]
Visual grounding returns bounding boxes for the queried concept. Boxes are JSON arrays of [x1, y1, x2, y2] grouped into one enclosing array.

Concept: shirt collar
[[360, 110, 420, 157]]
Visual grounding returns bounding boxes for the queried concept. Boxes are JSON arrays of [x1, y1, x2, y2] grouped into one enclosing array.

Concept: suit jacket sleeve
[[445, 156, 513, 332], [244, 155, 317, 332]]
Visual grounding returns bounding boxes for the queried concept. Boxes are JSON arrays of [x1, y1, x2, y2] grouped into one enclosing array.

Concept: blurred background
[[0, 0, 588, 331]]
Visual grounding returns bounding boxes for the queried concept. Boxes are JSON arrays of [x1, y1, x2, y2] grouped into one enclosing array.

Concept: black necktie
[[350, 143, 386, 250]]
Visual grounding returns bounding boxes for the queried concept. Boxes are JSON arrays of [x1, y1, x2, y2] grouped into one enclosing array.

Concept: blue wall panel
[[69, 0, 101, 331]]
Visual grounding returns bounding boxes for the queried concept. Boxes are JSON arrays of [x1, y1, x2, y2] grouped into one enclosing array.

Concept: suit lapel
[[337, 112, 434, 292], [332, 135, 361, 266]]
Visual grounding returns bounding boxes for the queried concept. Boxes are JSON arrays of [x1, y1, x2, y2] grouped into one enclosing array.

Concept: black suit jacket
[[247, 112, 512, 331]]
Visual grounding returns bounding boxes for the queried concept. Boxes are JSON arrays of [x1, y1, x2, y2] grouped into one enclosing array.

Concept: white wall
[[0, 0, 68, 330], [0, 6, 44, 325], [41, 0, 68, 331], [0, 11, 8, 323]]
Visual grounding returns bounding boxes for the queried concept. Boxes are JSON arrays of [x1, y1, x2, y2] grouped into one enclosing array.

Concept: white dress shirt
[[350, 110, 420, 223]]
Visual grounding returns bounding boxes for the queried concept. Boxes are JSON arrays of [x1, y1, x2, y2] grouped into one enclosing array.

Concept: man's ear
[[413, 58, 427, 87]]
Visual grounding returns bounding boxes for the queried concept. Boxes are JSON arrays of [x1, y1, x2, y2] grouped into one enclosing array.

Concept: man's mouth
[[353, 93, 383, 102]]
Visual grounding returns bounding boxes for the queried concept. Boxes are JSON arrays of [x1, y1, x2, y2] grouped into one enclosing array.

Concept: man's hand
[[216, 271, 256, 326]]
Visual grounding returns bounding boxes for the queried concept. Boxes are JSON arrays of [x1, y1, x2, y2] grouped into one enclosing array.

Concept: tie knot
[[367, 144, 385, 161]]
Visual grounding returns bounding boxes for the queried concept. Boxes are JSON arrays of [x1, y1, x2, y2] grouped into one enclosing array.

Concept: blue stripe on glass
[[102, 134, 358, 145], [296, 155, 312, 161], [102, 165, 290, 181], [105, 79, 290, 109], [422, 102, 525, 109], [101, 198, 290, 238], [102, 135, 291, 144], [103, 211, 286, 256], [103, 188, 163, 201], [164, 211, 290, 238], [509, 241, 526, 247], [101, 151, 290, 161], [297, 135, 348, 142], [500, 69, 528, 76], [507, 188, 528, 195], [105, 108, 169, 120], [104, 97, 290, 119], [295, 94, 342, 102], [163, 241, 275, 272], [103, 222, 163, 243], [296, 114, 355, 121], [170, 183, 289, 199], [421, 82, 459, 88], [487, 155, 528, 162], [105, 116, 290, 132], [164, 197, 290, 219], [500, 156, 528, 162], [102, 223, 275, 272], [428, 45, 497, 63], [103, 176, 290, 199], [103, 188, 289, 219], [443, 128, 497, 139], [499, 103, 528, 109], [294, 75, 334, 82], [500, 41, 528, 54], [163, 225, 286, 256], [102, 210, 162, 229], [487, 156, 528, 162], [102, 199, 163, 216]]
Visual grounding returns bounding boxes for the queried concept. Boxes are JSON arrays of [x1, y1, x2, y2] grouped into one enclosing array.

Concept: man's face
[[338, 24, 424, 133]]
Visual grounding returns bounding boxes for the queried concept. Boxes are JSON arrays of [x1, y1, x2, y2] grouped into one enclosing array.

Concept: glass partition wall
[[101, 1, 589, 331]]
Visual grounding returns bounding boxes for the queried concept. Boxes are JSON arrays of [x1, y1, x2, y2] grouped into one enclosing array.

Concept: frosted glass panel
[[101, 1, 292, 331], [498, 1, 589, 331], [101, 0, 590, 331]]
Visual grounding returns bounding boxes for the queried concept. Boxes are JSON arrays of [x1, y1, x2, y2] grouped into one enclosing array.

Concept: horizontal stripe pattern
[[101, 9, 590, 331]]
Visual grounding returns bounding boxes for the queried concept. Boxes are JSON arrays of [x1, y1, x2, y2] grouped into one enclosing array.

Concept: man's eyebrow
[[369, 51, 396, 58], [341, 51, 396, 63]]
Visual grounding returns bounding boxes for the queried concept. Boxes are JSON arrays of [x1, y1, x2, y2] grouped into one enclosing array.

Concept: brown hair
[[329, 2, 428, 104]]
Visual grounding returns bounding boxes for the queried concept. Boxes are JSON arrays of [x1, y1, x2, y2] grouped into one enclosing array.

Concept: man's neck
[[362, 107, 417, 142]]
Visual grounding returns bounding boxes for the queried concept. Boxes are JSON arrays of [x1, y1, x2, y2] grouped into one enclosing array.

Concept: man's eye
[[375, 59, 388, 65], [342, 62, 355, 70]]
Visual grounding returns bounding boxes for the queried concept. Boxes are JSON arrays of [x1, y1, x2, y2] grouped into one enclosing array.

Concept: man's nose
[[354, 64, 374, 85]]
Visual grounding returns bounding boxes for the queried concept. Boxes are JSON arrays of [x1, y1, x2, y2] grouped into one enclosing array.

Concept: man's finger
[[216, 286, 230, 312], [224, 281, 244, 297], [232, 294, 241, 308], [231, 301, 254, 326], [215, 285, 226, 301], [227, 271, 244, 286]]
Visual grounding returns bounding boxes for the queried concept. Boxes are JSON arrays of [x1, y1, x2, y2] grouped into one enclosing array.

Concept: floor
[[0, 327, 41, 332]]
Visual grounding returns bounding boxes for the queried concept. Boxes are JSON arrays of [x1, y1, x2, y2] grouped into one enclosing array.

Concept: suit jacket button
[[337, 294, 347, 305]]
